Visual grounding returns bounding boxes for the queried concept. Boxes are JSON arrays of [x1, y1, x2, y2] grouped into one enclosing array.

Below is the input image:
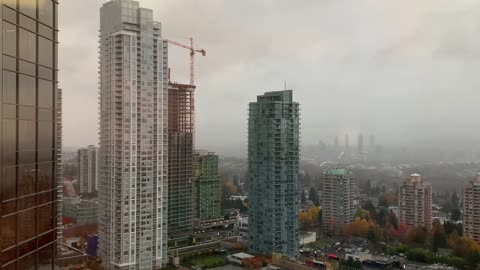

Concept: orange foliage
[[299, 206, 321, 227], [223, 178, 238, 195], [243, 256, 272, 269], [344, 217, 372, 237]]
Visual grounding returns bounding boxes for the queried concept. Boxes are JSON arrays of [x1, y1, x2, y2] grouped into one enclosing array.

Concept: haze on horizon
[[60, 0, 480, 156]]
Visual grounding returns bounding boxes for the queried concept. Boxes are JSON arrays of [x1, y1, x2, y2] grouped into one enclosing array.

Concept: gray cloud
[[59, 0, 480, 155]]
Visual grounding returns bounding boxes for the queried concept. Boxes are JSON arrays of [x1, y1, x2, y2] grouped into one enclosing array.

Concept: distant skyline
[[60, 0, 480, 155]]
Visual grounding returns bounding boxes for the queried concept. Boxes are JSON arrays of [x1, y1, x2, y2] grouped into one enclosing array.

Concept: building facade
[[194, 150, 221, 224], [98, 0, 169, 268], [322, 168, 355, 233], [463, 174, 480, 242], [77, 145, 98, 194], [398, 174, 432, 229], [248, 90, 300, 257], [0, 0, 60, 268], [168, 82, 195, 243], [63, 197, 98, 225]]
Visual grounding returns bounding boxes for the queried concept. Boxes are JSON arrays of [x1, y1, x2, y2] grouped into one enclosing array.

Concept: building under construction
[[168, 82, 196, 245]]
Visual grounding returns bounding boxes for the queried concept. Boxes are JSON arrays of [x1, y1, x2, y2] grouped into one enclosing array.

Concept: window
[[39, 79, 53, 108], [18, 208, 36, 242], [19, 60, 36, 76], [39, 37, 53, 68], [19, 75, 36, 106], [1, 166, 16, 200], [3, 0, 17, 9], [39, 0, 53, 26], [2, 120, 16, 166], [37, 162, 53, 191], [19, 105, 35, 120], [37, 204, 53, 234], [2, 71, 17, 104], [18, 164, 35, 196], [19, 0, 36, 18], [19, 14, 35, 32], [39, 108, 53, 121], [3, 55, 16, 71], [1, 215, 17, 250], [38, 244, 54, 269], [2, 22, 16, 56], [19, 120, 35, 151], [19, 28, 36, 62], [17, 252, 35, 270], [3, 6, 17, 23], [38, 121, 53, 150]]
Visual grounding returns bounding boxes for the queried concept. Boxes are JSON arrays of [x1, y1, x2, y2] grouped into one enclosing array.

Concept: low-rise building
[[63, 196, 98, 225]]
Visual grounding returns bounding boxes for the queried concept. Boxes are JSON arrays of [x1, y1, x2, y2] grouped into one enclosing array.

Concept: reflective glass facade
[[0, 0, 59, 269], [248, 90, 300, 257]]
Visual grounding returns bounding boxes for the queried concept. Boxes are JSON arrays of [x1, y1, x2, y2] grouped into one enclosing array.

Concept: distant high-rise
[[168, 82, 195, 243], [398, 174, 432, 229], [345, 134, 350, 150], [322, 169, 355, 233], [77, 145, 98, 194], [194, 150, 221, 224], [98, 0, 169, 268], [334, 136, 339, 148], [358, 134, 364, 154], [463, 174, 480, 242], [369, 134, 375, 147], [248, 90, 300, 257], [1, 0, 60, 268]]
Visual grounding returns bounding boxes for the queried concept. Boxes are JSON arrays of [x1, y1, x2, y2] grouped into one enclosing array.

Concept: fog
[[60, 0, 480, 157]]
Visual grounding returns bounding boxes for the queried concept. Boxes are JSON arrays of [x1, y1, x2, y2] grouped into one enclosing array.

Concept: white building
[[78, 145, 98, 193], [98, 0, 169, 269]]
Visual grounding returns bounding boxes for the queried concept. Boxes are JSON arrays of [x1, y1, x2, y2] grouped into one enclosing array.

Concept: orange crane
[[165, 37, 206, 85]]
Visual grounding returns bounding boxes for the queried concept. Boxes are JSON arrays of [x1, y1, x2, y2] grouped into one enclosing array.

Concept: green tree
[[451, 208, 461, 222], [309, 187, 319, 205]]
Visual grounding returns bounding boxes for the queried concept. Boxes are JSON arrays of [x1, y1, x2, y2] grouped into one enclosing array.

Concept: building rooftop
[[327, 168, 348, 176]]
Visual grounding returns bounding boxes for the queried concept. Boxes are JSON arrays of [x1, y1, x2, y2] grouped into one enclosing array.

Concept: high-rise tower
[[357, 134, 363, 154], [167, 82, 195, 243], [194, 150, 221, 225], [98, 0, 169, 268], [1, 0, 59, 268], [322, 168, 355, 233], [248, 90, 300, 257], [463, 174, 480, 242], [77, 145, 98, 194], [398, 174, 432, 229]]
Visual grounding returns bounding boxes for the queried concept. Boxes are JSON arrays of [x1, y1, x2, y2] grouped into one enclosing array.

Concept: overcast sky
[[59, 0, 480, 155]]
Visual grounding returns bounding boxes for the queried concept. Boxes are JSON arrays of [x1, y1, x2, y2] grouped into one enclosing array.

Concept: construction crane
[[165, 37, 206, 85]]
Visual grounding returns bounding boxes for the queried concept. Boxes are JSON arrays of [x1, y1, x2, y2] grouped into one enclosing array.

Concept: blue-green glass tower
[[248, 90, 300, 257]]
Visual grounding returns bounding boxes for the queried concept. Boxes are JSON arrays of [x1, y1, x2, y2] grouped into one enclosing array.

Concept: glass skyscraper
[[248, 90, 300, 257], [0, 0, 59, 269], [98, 0, 168, 269]]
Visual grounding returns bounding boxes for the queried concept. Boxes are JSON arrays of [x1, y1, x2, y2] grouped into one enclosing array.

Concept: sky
[[59, 0, 480, 156]]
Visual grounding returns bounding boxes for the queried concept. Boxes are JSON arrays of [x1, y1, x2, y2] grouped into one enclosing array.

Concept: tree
[[309, 187, 319, 205], [378, 196, 389, 208], [388, 211, 398, 230], [451, 209, 461, 222], [362, 200, 375, 212], [406, 226, 427, 244]]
